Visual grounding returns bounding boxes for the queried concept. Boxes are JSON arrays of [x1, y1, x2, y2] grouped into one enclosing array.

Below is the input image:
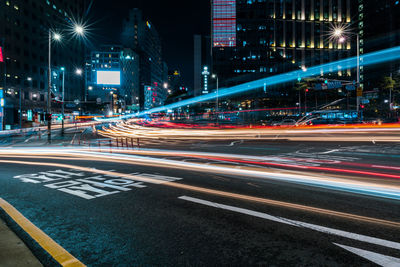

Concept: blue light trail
[[97, 45, 400, 121]]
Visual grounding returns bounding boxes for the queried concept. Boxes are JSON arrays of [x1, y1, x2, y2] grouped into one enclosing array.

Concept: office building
[[122, 8, 168, 110], [86, 45, 139, 113], [211, 0, 354, 88], [0, 0, 88, 128], [357, 0, 400, 89]]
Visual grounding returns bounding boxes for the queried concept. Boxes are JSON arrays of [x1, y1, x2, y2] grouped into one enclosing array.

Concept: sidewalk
[[0, 218, 42, 267]]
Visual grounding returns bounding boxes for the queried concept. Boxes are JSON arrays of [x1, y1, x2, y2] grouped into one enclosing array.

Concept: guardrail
[[72, 137, 141, 153]]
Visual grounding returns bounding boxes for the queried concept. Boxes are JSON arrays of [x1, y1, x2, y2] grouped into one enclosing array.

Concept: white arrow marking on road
[[179, 196, 400, 252], [334, 243, 400, 267]]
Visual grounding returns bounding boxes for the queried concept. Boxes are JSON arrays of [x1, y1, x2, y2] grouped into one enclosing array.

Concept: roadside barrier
[[73, 137, 141, 153]]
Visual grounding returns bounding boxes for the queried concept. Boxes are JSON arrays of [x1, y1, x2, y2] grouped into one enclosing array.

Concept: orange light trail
[[0, 158, 399, 228]]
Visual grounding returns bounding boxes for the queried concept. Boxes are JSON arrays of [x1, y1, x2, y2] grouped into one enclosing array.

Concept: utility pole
[[19, 88, 22, 129], [216, 76, 219, 125], [356, 33, 361, 120], [47, 30, 52, 143], [61, 67, 65, 136], [1, 38, 6, 131]]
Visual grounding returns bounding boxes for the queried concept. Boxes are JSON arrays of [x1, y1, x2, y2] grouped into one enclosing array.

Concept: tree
[[379, 76, 396, 99]]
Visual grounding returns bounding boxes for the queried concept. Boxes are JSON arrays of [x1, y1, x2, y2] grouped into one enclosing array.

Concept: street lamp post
[[356, 33, 360, 118], [60, 67, 65, 136], [212, 74, 219, 125], [46, 24, 85, 143], [19, 87, 22, 129], [75, 68, 84, 115], [331, 25, 361, 120], [47, 30, 56, 143]]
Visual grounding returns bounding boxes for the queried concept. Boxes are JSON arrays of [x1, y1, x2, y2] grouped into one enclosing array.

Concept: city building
[[122, 8, 168, 111], [357, 0, 400, 89], [0, 0, 88, 129], [86, 45, 139, 114], [194, 34, 212, 96], [168, 69, 183, 94], [211, 0, 354, 88]]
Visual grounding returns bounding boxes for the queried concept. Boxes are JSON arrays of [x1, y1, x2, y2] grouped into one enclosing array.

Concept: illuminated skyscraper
[[212, 0, 237, 47], [212, 0, 354, 87], [357, 0, 400, 89], [122, 8, 168, 110]]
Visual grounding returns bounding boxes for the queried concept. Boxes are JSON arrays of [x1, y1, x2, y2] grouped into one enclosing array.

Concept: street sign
[[96, 98, 102, 104], [361, 98, 370, 104], [315, 81, 342, 90], [346, 85, 356, 91], [356, 87, 363, 97], [66, 103, 76, 108]]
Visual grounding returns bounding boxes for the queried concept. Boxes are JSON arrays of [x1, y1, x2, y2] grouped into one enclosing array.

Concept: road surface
[[0, 142, 399, 266]]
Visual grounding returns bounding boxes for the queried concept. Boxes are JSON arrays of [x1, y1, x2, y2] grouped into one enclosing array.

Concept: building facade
[[122, 8, 168, 111], [211, 0, 354, 88], [0, 0, 88, 128], [86, 45, 139, 113], [358, 0, 400, 89]]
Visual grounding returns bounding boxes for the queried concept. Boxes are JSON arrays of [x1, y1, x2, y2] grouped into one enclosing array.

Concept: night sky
[[90, 0, 211, 88]]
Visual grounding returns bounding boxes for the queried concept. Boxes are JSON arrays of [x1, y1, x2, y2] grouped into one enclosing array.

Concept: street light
[[53, 33, 62, 41], [60, 67, 65, 136], [75, 68, 83, 76], [47, 29, 62, 143], [212, 74, 219, 125], [329, 24, 361, 119], [47, 24, 86, 143], [74, 25, 84, 36]]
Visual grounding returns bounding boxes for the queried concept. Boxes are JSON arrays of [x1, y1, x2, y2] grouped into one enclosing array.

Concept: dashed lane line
[[179, 196, 400, 266]]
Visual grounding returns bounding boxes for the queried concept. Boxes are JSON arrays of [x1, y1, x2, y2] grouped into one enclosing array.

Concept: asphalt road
[[0, 144, 399, 266]]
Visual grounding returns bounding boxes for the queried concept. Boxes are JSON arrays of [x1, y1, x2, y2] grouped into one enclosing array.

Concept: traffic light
[[45, 113, 52, 121], [305, 89, 309, 92], [0, 46, 4, 63], [360, 104, 365, 109]]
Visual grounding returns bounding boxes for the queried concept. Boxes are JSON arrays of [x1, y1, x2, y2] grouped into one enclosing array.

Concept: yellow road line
[[0, 198, 85, 267]]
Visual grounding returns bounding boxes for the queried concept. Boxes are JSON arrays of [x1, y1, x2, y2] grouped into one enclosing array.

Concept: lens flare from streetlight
[[75, 68, 83, 76], [53, 33, 62, 41], [334, 28, 343, 37], [74, 25, 84, 36], [327, 22, 352, 43]]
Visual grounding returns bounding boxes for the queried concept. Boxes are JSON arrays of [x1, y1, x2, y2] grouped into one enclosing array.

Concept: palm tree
[[380, 76, 396, 103]]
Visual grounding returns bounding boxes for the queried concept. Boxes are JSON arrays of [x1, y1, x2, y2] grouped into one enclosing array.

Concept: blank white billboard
[[96, 71, 121, 85]]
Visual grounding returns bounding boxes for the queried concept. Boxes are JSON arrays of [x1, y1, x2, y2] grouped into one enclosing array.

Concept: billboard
[[96, 70, 121, 85]]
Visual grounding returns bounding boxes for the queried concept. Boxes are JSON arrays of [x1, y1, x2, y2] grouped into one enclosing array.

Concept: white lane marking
[[320, 149, 340, 154], [228, 140, 243, 147], [334, 243, 400, 267], [178, 196, 400, 251], [178, 196, 298, 226]]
